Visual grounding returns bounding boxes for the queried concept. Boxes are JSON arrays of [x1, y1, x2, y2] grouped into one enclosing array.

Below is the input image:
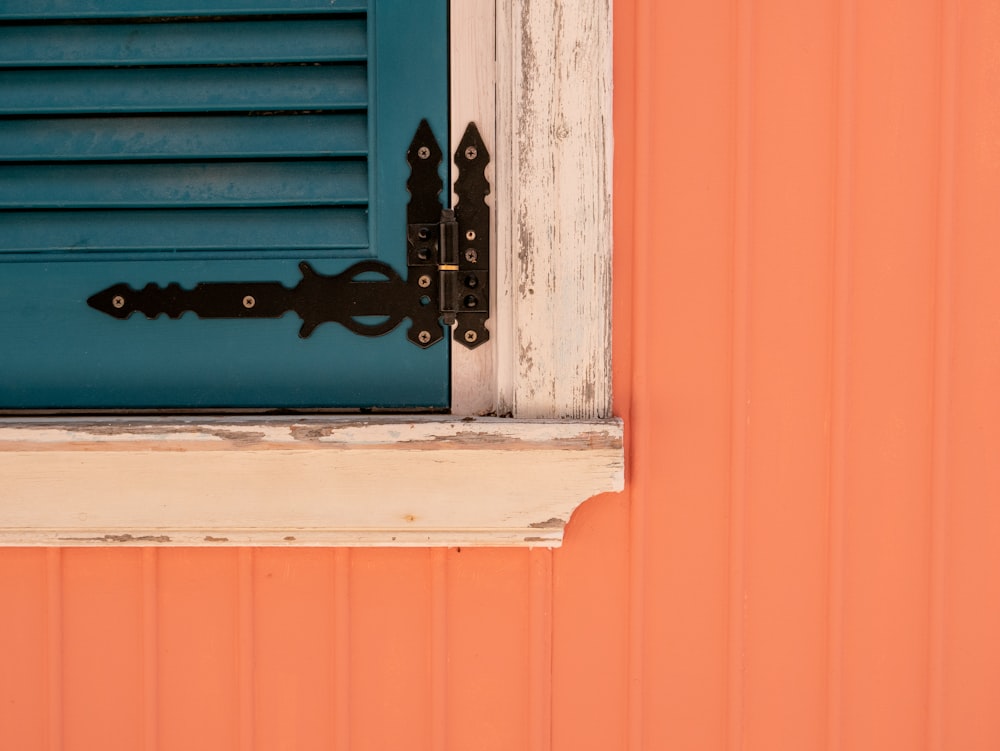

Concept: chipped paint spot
[[58, 533, 171, 543], [519, 340, 536, 374], [404, 514, 417, 523], [288, 421, 373, 441], [72, 424, 266, 445], [283, 536, 296, 541], [204, 536, 229, 542], [529, 517, 566, 529]]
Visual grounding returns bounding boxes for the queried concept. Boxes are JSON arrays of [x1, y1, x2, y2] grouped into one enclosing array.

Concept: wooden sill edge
[[0, 416, 625, 548]]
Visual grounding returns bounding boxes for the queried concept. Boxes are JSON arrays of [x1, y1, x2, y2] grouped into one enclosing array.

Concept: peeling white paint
[[0, 417, 623, 547]]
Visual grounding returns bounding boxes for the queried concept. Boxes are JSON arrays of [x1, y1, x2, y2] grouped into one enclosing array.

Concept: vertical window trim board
[[492, 0, 615, 421], [1, 0, 620, 548]]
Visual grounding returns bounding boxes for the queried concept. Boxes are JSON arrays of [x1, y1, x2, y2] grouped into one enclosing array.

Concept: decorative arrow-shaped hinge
[[87, 121, 490, 350]]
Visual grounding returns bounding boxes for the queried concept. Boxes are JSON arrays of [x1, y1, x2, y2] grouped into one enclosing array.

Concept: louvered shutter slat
[[0, 114, 368, 161], [0, 209, 369, 254], [0, 162, 368, 209], [0, 66, 367, 115], [0, 20, 366, 66], [0, 0, 367, 20]]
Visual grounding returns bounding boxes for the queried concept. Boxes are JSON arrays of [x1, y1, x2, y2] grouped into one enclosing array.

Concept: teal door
[[0, 0, 450, 410]]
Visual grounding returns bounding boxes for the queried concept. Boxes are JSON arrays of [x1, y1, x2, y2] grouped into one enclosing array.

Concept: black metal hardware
[[406, 120, 490, 348], [87, 120, 490, 350], [451, 122, 490, 346]]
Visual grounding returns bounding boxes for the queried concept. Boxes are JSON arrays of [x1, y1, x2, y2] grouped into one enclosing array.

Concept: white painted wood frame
[[1, 417, 622, 547], [0, 0, 618, 547]]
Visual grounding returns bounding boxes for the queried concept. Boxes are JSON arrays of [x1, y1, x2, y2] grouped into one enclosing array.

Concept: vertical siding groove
[[627, 0, 652, 748], [826, 2, 855, 749], [729, 0, 753, 749], [529, 550, 553, 751], [928, 1, 959, 749], [45, 549, 62, 751], [430, 549, 447, 751], [141, 549, 158, 751], [333, 549, 350, 751], [238, 549, 254, 751]]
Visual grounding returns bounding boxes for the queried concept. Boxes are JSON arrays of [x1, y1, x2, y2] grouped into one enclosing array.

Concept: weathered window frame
[[0, 0, 621, 547]]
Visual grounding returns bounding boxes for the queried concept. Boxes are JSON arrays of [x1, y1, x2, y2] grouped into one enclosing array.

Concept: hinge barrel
[[439, 209, 459, 325]]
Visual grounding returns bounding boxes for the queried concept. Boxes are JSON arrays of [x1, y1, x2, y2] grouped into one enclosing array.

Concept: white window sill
[[0, 416, 623, 547]]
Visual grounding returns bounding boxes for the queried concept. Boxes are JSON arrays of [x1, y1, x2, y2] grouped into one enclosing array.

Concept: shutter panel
[[0, 1, 450, 410]]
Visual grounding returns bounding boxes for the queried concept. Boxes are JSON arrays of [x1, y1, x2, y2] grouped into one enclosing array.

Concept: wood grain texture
[[0, 417, 623, 547], [453, 0, 613, 419], [450, 0, 496, 415], [496, 0, 614, 419]]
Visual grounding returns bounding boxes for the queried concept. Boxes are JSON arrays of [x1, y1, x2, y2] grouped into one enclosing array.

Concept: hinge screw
[[418, 330, 432, 344], [417, 146, 431, 160], [465, 249, 478, 263], [243, 295, 256, 309], [418, 275, 432, 288], [464, 330, 478, 343], [465, 230, 476, 241], [465, 146, 478, 160], [112, 295, 125, 309]]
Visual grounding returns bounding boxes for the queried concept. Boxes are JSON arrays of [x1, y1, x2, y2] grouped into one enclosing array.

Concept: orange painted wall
[[2, 0, 1000, 749]]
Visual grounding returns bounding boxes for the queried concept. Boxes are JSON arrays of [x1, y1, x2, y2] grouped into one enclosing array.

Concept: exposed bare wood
[[496, 0, 614, 418], [0, 417, 624, 547]]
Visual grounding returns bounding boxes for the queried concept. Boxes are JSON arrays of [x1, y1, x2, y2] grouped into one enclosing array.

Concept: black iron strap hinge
[[405, 120, 490, 349], [87, 121, 490, 350]]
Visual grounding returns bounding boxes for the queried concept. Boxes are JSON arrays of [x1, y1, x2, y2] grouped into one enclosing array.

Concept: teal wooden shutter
[[0, 0, 450, 410]]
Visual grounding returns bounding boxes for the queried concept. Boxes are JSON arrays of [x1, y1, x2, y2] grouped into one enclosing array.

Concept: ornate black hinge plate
[[87, 121, 490, 350]]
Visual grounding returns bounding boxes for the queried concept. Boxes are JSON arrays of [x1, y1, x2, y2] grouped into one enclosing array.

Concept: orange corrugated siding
[[3, 0, 1000, 748]]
